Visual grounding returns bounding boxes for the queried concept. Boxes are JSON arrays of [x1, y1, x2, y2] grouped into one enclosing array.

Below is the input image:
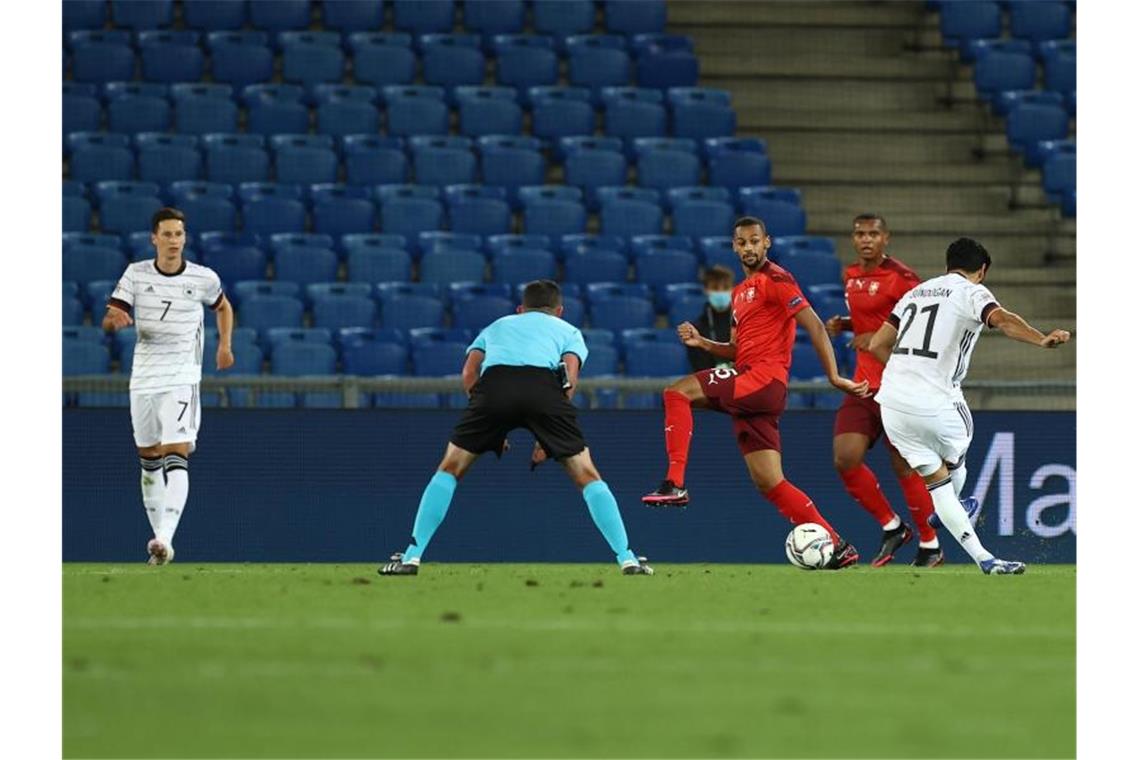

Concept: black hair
[[945, 237, 992, 273], [733, 216, 767, 236], [521, 279, 562, 310], [853, 213, 888, 230], [151, 207, 186, 233], [702, 265, 735, 288]]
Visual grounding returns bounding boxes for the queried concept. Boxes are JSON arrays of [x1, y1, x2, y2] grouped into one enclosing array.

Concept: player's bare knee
[[438, 444, 476, 480], [833, 448, 862, 472], [562, 449, 600, 489]]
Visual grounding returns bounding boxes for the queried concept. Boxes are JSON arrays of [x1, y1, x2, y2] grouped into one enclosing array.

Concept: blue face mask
[[708, 291, 732, 311]]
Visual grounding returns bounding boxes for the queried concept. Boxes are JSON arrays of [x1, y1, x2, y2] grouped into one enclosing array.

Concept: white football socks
[[928, 476, 992, 564], [949, 460, 968, 496], [139, 457, 165, 537], [157, 454, 189, 546]]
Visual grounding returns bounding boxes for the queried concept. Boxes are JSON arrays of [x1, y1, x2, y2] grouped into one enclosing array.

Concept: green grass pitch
[[64, 563, 1074, 759]]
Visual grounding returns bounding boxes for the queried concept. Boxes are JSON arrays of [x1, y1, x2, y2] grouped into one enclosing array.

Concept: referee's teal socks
[[582, 480, 637, 565], [403, 471, 457, 562]]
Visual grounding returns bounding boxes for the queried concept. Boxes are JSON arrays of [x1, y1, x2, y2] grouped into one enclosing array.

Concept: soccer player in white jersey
[[102, 208, 236, 565], [868, 238, 1070, 575]]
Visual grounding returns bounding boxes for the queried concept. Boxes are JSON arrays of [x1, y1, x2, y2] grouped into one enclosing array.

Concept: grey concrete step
[[772, 159, 1017, 185], [970, 330, 1076, 374], [807, 209, 1062, 235], [669, 0, 924, 28], [761, 130, 982, 164], [741, 108, 981, 134], [699, 75, 941, 111], [822, 234, 1073, 269], [697, 50, 952, 81], [800, 184, 1021, 217]]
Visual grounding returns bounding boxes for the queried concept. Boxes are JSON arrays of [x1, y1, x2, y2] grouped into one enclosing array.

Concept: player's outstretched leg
[[643, 374, 708, 508], [925, 466, 1024, 575], [147, 445, 191, 565], [886, 448, 943, 567], [565, 448, 653, 574], [379, 444, 477, 576], [927, 458, 981, 530], [834, 433, 910, 567], [745, 450, 858, 569]]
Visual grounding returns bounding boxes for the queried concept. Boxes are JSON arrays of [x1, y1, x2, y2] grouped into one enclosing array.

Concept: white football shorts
[[880, 401, 973, 477], [130, 385, 201, 449]]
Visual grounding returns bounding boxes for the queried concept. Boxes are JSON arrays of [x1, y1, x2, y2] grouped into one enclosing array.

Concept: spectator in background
[[686, 265, 736, 372]]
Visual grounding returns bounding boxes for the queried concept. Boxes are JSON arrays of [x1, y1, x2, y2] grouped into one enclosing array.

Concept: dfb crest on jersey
[[183, 286, 197, 299], [869, 281, 881, 295]]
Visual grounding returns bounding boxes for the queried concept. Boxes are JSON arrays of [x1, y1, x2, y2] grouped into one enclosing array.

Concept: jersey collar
[[153, 258, 187, 278]]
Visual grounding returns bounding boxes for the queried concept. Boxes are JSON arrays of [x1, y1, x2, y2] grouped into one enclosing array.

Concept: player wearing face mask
[[686, 265, 736, 372]]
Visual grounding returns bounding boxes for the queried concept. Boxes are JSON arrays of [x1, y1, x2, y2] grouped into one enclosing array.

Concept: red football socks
[[839, 463, 896, 528], [663, 390, 693, 485], [900, 472, 938, 543], [764, 480, 840, 544]]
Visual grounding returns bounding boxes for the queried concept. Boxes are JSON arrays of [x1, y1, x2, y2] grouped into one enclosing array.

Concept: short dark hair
[[151, 207, 186, 232], [945, 237, 992, 273], [733, 216, 767, 236], [521, 279, 562, 310], [853, 213, 888, 230], [702, 265, 735, 288]]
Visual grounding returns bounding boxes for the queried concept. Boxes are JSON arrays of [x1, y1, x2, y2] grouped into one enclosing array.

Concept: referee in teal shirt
[[380, 280, 653, 576]]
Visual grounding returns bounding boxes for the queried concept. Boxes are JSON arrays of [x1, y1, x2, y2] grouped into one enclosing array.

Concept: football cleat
[[911, 546, 945, 567], [377, 552, 419, 576], [641, 479, 689, 508], [929, 496, 981, 530], [871, 523, 913, 568], [825, 539, 859, 570], [146, 538, 173, 566], [621, 556, 655, 575], [979, 557, 1027, 575]]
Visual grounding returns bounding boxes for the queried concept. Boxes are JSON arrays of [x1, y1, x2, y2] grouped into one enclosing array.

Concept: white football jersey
[[109, 260, 225, 393], [875, 273, 999, 416]]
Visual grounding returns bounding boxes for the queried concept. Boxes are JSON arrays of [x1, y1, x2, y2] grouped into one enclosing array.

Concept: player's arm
[[987, 307, 1071, 348], [678, 322, 737, 360], [102, 299, 133, 331], [795, 307, 870, 397], [462, 349, 485, 395], [560, 352, 581, 401], [824, 314, 852, 337], [212, 295, 235, 370], [868, 320, 898, 365]]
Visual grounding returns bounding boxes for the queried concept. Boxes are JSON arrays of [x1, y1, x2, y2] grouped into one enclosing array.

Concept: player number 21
[[892, 303, 940, 359]]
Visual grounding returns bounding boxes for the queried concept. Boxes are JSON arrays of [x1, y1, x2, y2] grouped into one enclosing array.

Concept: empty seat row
[[971, 40, 1076, 107], [939, 1, 1074, 60]]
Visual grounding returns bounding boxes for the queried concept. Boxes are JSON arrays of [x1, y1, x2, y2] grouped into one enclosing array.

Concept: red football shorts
[[834, 392, 892, 449], [695, 366, 787, 455]]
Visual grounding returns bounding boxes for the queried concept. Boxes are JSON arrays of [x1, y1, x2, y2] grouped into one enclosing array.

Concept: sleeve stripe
[[887, 313, 901, 328], [209, 292, 226, 311], [107, 298, 132, 314], [980, 302, 1000, 328]]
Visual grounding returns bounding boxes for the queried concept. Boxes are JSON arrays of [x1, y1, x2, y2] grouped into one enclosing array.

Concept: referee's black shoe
[[621, 556, 655, 575], [871, 523, 913, 568], [911, 546, 945, 567], [378, 553, 419, 576], [642, 480, 689, 508]]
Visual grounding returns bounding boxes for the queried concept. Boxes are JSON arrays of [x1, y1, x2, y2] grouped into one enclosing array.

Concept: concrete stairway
[[668, 0, 1075, 394]]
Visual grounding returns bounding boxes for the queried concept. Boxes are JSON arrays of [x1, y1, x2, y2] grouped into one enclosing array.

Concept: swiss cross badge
[[745, 287, 756, 302], [869, 281, 880, 295]]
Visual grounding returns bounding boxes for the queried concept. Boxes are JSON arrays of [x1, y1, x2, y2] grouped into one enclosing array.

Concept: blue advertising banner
[[63, 409, 1075, 564]]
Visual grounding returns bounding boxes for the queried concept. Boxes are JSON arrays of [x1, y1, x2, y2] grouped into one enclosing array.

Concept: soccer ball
[[785, 523, 834, 570]]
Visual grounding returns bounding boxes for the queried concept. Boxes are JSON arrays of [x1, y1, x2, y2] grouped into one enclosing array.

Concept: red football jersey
[[731, 259, 810, 383], [843, 256, 921, 388]]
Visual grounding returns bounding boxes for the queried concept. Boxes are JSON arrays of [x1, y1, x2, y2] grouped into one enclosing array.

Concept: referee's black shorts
[[450, 365, 587, 460]]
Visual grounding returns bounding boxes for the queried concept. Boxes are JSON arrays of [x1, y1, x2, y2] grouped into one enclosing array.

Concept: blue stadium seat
[[136, 134, 201, 185], [106, 87, 171, 134], [271, 134, 339, 185], [519, 187, 588, 238], [64, 85, 103, 136], [281, 31, 345, 86], [563, 142, 627, 210], [377, 186, 445, 247], [239, 183, 308, 235], [994, 89, 1064, 119], [485, 233, 549, 257], [309, 184, 375, 236], [529, 87, 596, 143], [63, 296, 86, 326], [249, 0, 312, 31], [668, 88, 736, 140], [183, 0, 247, 30], [62, 181, 89, 200], [274, 244, 339, 286], [381, 294, 446, 329], [588, 294, 654, 330], [207, 31, 274, 88], [243, 84, 311, 135], [563, 249, 628, 285], [386, 92, 451, 137], [96, 184, 164, 236], [171, 84, 239, 134], [635, 48, 699, 91], [632, 136, 698, 162], [738, 188, 807, 237], [974, 49, 1036, 104], [203, 134, 270, 185], [636, 148, 700, 192], [231, 280, 302, 307], [63, 246, 126, 285], [699, 236, 743, 278], [64, 232, 122, 252], [493, 35, 559, 90], [703, 135, 767, 160], [628, 233, 692, 259], [491, 248, 557, 284], [343, 135, 409, 186], [343, 232, 408, 255], [665, 185, 731, 212], [452, 295, 515, 330], [561, 233, 628, 261], [598, 187, 663, 237], [780, 251, 842, 291], [578, 343, 618, 378], [667, 292, 710, 327], [64, 340, 112, 375], [200, 238, 269, 284], [64, 0, 107, 29], [444, 185, 512, 236], [708, 147, 772, 190], [1040, 39, 1075, 65], [634, 250, 700, 308], [455, 87, 524, 137], [312, 294, 377, 331], [939, 1, 1001, 57], [602, 87, 666, 143], [624, 340, 687, 376], [323, 0, 384, 31], [72, 39, 136, 84], [347, 245, 412, 283], [568, 37, 633, 101], [580, 327, 615, 346], [770, 235, 836, 260], [306, 281, 372, 304], [68, 133, 134, 183], [344, 340, 409, 376], [1042, 145, 1076, 203], [411, 138, 478, 187], [445, 283, 511, 306], [420, 249, 487, 284], [271, 343, 337, 408], [64, 325, 107, 347], [1010, 1, 1072, 51], [64, 196, 93, 233], [316, 87, 381, 137], [394, 0, 455, 34], [240, 295, 305, 335], [672, 197, 735, 240], [466, 0, 525, 41], [1007, 102, 1069, 167], [606, 0, 666, 35], [168, 180, 237, 232], [265, 327, 334, 351], [139, 30, 204, 82], [478, 142, 546, 208], [533, 0, 594, 39], [351, 36, 417, 86], [412, 341, 468, 376], [1044, 51, 1076, 94], [272, 232, 338, 259], [422, 34, 486, 87]]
